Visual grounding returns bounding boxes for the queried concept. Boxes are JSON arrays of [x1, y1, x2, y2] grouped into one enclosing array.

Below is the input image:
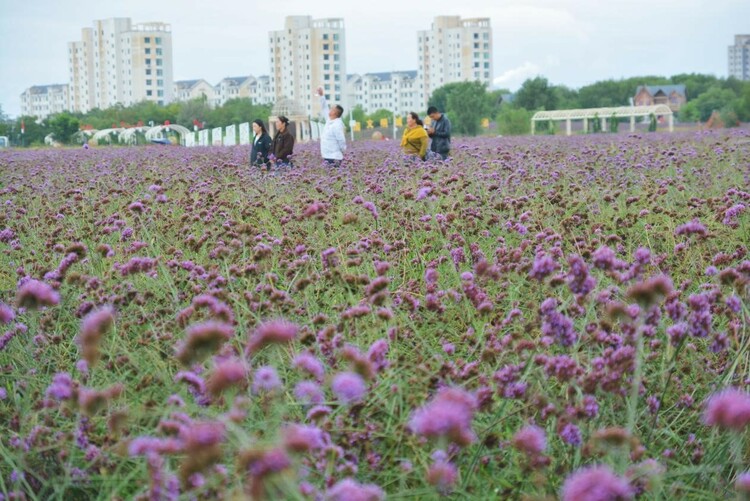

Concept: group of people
[[400, 106, 451, 161], [248, 91, 451, 169]]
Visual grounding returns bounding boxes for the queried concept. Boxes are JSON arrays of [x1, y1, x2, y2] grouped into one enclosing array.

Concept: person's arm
[[316, 87, 329, 122], [278, 133, 295, 160], [433, 117, 451, 138], [419, 135, 428, 159], [335, 121, 346, 153], [260, 135, 271, 162]]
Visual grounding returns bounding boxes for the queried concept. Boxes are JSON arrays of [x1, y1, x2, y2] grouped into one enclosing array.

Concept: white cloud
[[493, 62, 542, 90]]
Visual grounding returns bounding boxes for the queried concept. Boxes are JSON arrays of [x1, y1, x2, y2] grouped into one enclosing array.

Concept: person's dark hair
[[277, 116, 290, 125], [252, 119, 267, 135], [334, 104, 344, 118], [427, 106, 438, 115], [409, 111, 423, 127]]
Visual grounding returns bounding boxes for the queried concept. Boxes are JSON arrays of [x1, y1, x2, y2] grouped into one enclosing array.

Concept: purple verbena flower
[[561, 465, 634, 501], [331, 372, 367, 404]]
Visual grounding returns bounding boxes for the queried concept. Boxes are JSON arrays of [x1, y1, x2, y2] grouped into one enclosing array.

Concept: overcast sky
[[1, 0, 747, 117]]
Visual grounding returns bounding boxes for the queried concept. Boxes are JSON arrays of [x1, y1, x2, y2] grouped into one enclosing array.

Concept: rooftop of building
[[349, 71, 418, 83], [635, 84, 687, 97], [24, 84, 68, 95]]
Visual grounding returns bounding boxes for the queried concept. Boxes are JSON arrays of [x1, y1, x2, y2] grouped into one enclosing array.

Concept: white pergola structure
[[269, 98, 311, 143], [145, 124, 192, 145], [72, 129, 98, 145], [531, 104, 673, 136], [120, 126, 151, 145], [93, 128, 125, 144]]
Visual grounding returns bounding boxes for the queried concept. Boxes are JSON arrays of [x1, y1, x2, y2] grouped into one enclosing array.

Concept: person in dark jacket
[[250, 119, 272, 170], [271, 116, 295, 168], [426, 106, 451, 160]]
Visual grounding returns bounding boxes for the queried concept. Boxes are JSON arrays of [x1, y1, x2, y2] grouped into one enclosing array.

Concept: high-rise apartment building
[[347, 71, 420, 115], [68, 18, 173, 113], [269, 16, 347, 116], [20, 84, 70, 118], [728, 35, 750, 81], [417, 16, 493, 108]]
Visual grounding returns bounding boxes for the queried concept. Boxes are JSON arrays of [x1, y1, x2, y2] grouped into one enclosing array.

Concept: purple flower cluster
[[540, 298, 578, 347], [409, 387, 477, 446]]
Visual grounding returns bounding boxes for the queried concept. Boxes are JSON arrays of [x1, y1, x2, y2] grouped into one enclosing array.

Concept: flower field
[[0, 130, 749, 500]]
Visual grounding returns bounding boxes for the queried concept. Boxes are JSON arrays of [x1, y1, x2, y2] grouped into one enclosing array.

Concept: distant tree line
[[1, 73, 748, 145], [0, 97, 271, 146], [426, 74, 750, 137]]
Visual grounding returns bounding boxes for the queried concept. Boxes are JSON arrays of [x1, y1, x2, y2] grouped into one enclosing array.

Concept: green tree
[[176, 97, 211, 129], [444, 81, 493, 135], [487, 89, 509, 118], [427, 83, 460, 115], [591, 113, 602, 133], [553, 85, 580, 109], [609, 113, 619, 133], [736, 83, 750, 122], [578, 76, 670, 108], [15, 116, 49, 146], [0, 105, 10, 138], [689, 87, 737, 122], [496, 107, 531, 135], [514, 76, 558, 111], [47, 113, 81, 144], [350, 105, 366, 125], [367, 109, 393, 123], [679, 101, 701, 122], [670, 73, 720, 100]]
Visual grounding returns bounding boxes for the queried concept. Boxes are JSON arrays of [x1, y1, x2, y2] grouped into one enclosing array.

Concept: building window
[[145, 58, 151, 65], [157, 69, 163, 76], [323, 44, 329, 50], [156, 59, 163, 66], [157, 90, 164, 97], [145, 48, 151, 54], [155, 37, 162, 45], [157, 79, 164, 86], [324, 64, 330, 70], [145, 37, 151, 43], [146, 79, 152, 85], [323, 34, 329, 40], [324, 54, 329, 60], [146, 90, 152, 96], [156, 48, 163, 55], [333, 44, 339, 51]]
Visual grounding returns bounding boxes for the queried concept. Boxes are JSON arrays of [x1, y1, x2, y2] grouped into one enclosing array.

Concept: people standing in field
[[271, 116, 295, 169], [426, 106, 451, 160], [401, 112, 429, 161], [316, 87, 347, 167], [250, 119, 272, 170]]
